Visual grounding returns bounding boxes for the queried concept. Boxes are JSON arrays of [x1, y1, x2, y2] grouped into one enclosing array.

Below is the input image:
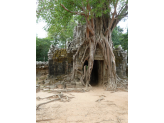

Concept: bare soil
[[36, 87, 128, 123]]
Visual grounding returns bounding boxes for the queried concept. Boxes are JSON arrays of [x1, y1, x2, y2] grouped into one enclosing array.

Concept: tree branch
[[104, 12, 115, 36], [116, 12, 128, 19], [104, 0, 119, 36], [60, 4, 86, 16], [114, 0, 119, 11], [118, 4, 126, 15], [87, 24, 95, 35], [111, 4, 128, 31], [70, 1, 85, 12], [117, 4, 128, 19], [88, 3, 94, 30]]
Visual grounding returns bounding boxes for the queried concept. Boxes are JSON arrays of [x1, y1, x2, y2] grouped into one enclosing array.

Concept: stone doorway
[[90, 60, 98, 86], [83, 60, 103, 86], [90, 60, 103, 86]]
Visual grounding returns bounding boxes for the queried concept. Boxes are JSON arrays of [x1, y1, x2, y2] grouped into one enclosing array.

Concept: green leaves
[[120, 29, 128, 51], [112, 26, 123, 46], [112, 26, 128, 51], [36, 0, 128, 49], [36, 37, 53, 61], [47, 16, 77, 48]]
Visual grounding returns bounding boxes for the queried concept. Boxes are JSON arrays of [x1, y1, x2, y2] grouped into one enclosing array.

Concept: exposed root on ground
[[36, 92, 74, 110], [36, 87, 92, 110], [36, 119, 55, 122]]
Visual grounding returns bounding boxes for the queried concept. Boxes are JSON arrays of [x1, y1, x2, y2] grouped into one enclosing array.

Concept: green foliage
[[36, 37, 53, 61], [120, 29, 128, 51], [112, 26, 123, 46], [112, 26, 128, 51], [36, 0, 128, 54], [114, 45, 120, 49], [36, 0, 128, 47], [47, 17, 77, 48], [36, 0, 77, 47]]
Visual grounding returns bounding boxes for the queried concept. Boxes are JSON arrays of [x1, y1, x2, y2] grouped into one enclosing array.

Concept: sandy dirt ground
[[36, 87, 128, 123]]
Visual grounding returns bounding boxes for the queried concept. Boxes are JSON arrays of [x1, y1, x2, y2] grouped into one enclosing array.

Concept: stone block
[[66, 84, 75, 88], [54, 81, 61, 85], [75, 85, 84, 88], [49, 84, 57, 89], [56, 84, 64, 89], [76, 82, 82, 85], [44, 82, 49, 86], [44, 80, 50, 83], [45, 85, 50, 88]]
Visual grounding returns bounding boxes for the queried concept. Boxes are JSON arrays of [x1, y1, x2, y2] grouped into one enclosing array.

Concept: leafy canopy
[[36, 0, 128, 43]]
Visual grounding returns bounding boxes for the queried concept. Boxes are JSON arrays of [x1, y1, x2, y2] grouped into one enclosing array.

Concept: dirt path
[[36, 87, 128, 123]]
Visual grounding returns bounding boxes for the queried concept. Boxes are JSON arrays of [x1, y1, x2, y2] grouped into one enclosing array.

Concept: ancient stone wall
[[48, 46, 74, 77], [49, 59, 68, 76], [113, 45, 128, 78], [36, 61, 49, 75]]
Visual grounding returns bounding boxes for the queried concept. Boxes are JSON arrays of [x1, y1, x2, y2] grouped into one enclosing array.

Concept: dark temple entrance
[[90, 60, 99, 86], [83, 60, 103, 86]]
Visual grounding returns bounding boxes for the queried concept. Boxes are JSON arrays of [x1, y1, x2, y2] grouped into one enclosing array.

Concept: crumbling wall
[[36, 61, 49, 75], [48, 46, 73, 77], [49, 59, 67, 76], [113, 45, 128, 78]]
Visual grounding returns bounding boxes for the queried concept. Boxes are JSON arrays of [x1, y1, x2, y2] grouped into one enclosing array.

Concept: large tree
[[37, 0, 128, 90], [120, 29, 128, 51], [46, 18, 77, 48], [112, 26, 123, 46], [112, 26, 128, 50], [36, 37, 53, 61]]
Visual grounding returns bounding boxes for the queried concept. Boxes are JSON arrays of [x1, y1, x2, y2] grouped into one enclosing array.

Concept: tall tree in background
[[46, 18, 77, 48], [37, 0, 128, 90], [120, 29, 128, 50], [36, 37, 52, 61], [112, 26, 123, 46], [112, 26, 128, 51], [36, 3, 77, 60]]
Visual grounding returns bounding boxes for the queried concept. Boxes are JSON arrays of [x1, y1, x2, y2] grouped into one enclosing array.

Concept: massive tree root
[[71, 34, 118, 91], [61, 2, 128, 91], [36, 93, 74, 110], [71, 29, 128, 91]]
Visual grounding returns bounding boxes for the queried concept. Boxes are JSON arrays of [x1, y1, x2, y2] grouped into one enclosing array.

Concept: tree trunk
[[59, 2, 128, 90], [72, 16, 117, 91]]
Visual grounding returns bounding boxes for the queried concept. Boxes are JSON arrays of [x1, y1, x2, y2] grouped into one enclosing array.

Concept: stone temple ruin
[[36, 24, 128, 91]]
